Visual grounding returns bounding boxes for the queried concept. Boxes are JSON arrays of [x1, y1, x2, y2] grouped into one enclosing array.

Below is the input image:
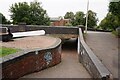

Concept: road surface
[[85, 31, 118, 78]]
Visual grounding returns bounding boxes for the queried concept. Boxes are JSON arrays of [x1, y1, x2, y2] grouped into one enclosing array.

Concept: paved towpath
[[20, 39, 91, 78], [85, 31, 118, 78]]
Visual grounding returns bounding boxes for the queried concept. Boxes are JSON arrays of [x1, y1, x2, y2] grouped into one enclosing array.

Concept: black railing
[[0, 27, 13, 42]]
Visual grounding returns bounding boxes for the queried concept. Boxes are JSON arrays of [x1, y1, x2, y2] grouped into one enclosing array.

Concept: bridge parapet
[[78, 28, 112, 80], [2, 24, 79, 34]]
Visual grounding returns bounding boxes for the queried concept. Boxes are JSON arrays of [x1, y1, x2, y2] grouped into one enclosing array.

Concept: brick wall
[[51, 19, 70, 26], [2, 41, 61, 79], [2, 25, 80, 34]]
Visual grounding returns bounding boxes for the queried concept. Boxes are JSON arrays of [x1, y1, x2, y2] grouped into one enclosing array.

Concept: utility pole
[[85, 0, 89, 33]]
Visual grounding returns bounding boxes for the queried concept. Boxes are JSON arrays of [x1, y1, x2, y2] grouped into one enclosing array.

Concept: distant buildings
[[50, 17, 70, 26]]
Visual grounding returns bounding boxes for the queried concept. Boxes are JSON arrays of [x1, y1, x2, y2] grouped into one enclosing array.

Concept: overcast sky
[[0, 0, 110, 23]]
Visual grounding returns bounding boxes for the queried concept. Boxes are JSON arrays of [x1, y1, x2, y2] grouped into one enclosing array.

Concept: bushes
[[112, 30, 119, 37]]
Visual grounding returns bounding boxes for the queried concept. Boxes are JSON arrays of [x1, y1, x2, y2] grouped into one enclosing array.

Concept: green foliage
[[64, 12, 74, 26], [64, 10, 98, 28], [73, 11, 85, 26], [109, 1, 120, 19], [64, 12, 74, 20], [0, 13, 6, 24], [10, 1, 50, 25], [99, 13, 119, 30], [112, 30, 119, 37], [0, 47, 19, 57], [86, 10, 98, 28], [99, 1, 120, 31], [109, 1, 120, 27], [64, 11, 85, 26], [0, 13, 11, 24]]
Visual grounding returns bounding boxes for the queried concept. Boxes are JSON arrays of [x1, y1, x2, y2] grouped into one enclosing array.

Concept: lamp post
[[85, 0, 89, 33]]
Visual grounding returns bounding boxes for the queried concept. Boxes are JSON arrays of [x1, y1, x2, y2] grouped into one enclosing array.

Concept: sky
[[0, 0, 110, 24]]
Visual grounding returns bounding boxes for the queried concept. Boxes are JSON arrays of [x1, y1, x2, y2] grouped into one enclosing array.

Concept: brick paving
[[2, 36, 57, 50], [85, 31, 118, 78]]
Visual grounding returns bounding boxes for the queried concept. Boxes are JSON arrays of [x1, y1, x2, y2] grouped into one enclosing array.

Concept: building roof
[[50, 17, 61, 21]]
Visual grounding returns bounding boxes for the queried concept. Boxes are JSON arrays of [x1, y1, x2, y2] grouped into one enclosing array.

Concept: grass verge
[[0, 47, 19, 57], [112, 30, 119, 37]]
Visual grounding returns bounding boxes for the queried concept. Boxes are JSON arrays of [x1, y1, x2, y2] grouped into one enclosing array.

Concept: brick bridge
[[1, 24, 116, 80]]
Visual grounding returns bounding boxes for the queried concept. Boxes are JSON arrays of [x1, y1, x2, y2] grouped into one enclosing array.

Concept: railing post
[[77, 25, 85, 33]]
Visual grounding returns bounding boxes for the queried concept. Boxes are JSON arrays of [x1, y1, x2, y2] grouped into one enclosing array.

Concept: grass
[[0, 47, 19, 57], [112, 30, 119, 37]]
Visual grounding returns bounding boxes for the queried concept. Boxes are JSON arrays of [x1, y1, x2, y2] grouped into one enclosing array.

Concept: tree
[[0, 13, 11, 24], [64, 12, 74, 20], [99, 1, 120, 31], [109, 1, 120, 26], [109, 1, 120, 19], [99, 12, 119, 30], [72, 11, 85, 26], [64, 12, 74, 26], [10, 1, 50, 25], [86, 10, 98, 29]]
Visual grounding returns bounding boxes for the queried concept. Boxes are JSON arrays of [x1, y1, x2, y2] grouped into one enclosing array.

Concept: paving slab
[[2, 36, 57, 50]]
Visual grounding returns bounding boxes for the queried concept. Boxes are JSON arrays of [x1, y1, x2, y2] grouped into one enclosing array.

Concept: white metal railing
[[12, 30, 45, 38]]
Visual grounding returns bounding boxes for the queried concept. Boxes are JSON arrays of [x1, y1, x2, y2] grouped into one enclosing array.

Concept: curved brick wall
[[1, 38, 61, 79]]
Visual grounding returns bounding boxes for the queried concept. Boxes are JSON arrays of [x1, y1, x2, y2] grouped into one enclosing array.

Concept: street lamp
[[85, 0, 89, 33]]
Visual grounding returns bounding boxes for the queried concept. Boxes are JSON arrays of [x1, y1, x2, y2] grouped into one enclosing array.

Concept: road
[[85, 31, 118, 78]]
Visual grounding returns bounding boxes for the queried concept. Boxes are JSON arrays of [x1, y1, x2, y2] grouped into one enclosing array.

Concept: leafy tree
[[64, 12, 74, 20], [109, 1, 120, 19], [72, 11, 85, 26], [109, 1, 120, 26], [99, 12, 119, 30], [29, 1, 50, 25], [99, 1, 120, 31], [0, 13, 11, 24], [99, 18, 108, 30], [70, 10, 98, 27], [64, 12, 74, 26], [86, 10, 98, 29], [0, 13, 6, 24], [10, 1, 50, 25]]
